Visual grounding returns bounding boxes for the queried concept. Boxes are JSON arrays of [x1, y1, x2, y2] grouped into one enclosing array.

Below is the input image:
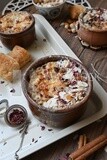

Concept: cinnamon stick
[[69, 134, 107, 160], [78, 135, 87, 149], [76, 140, 107, 160], [78, 134, 87, 160], [83, 135, 87, 147]]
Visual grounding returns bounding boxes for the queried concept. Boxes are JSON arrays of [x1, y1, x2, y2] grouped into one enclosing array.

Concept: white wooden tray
[[0, 14, 107, 160]]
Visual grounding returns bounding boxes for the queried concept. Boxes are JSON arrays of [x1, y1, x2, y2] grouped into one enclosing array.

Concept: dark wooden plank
[[88, 0, 107, 8]]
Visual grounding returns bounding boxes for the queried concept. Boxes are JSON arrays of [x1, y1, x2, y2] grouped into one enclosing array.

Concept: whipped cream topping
[[28, 59, 89, 111], [81, 8, 107, 30]]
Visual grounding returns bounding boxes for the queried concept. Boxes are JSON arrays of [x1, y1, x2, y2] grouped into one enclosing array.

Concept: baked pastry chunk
[[0, 53, 20, 82], [8, 45, 31, 68], [69, 4, 86, 20]]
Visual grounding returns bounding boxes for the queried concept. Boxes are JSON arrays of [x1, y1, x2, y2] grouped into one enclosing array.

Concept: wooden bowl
[[0, 11, 36, 49], [22, 55, 92, 127], [77, 8, 107, 47]]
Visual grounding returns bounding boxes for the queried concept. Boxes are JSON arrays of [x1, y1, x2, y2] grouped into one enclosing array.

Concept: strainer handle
[[91, 57, 107, 84]]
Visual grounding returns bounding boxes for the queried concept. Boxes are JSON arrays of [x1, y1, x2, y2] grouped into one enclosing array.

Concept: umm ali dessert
[[0, 11, 36, 49], [77, 8, 107, 47], [0, 11, 33, 34], [80, 8, 107, 31], [22, 55, 92, 127], [28, 59, 89, 111]]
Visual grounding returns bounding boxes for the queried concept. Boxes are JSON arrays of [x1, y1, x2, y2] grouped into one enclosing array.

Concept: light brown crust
[[8, 45, 31, 68], [0, 53, 20, 82], [69, 4, 86, 20]]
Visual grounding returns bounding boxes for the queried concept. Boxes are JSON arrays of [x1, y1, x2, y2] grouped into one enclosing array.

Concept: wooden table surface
[[1, 0, 107, 160]]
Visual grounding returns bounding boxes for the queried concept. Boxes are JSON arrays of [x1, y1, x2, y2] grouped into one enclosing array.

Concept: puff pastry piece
[[69, 4, 86, 20], [0, 53, 20, 82], [8, 45, 31, 68]]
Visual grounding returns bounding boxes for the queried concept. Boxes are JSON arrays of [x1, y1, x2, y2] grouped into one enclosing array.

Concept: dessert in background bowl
[[77, 8, 107, 47], [32, 0, 65, 19], [22, 55, 92, 127], [0, 11, 36, 49]]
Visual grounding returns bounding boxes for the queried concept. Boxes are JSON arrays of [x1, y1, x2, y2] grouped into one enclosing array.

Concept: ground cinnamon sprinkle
[[69, 134, 107, 160]]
